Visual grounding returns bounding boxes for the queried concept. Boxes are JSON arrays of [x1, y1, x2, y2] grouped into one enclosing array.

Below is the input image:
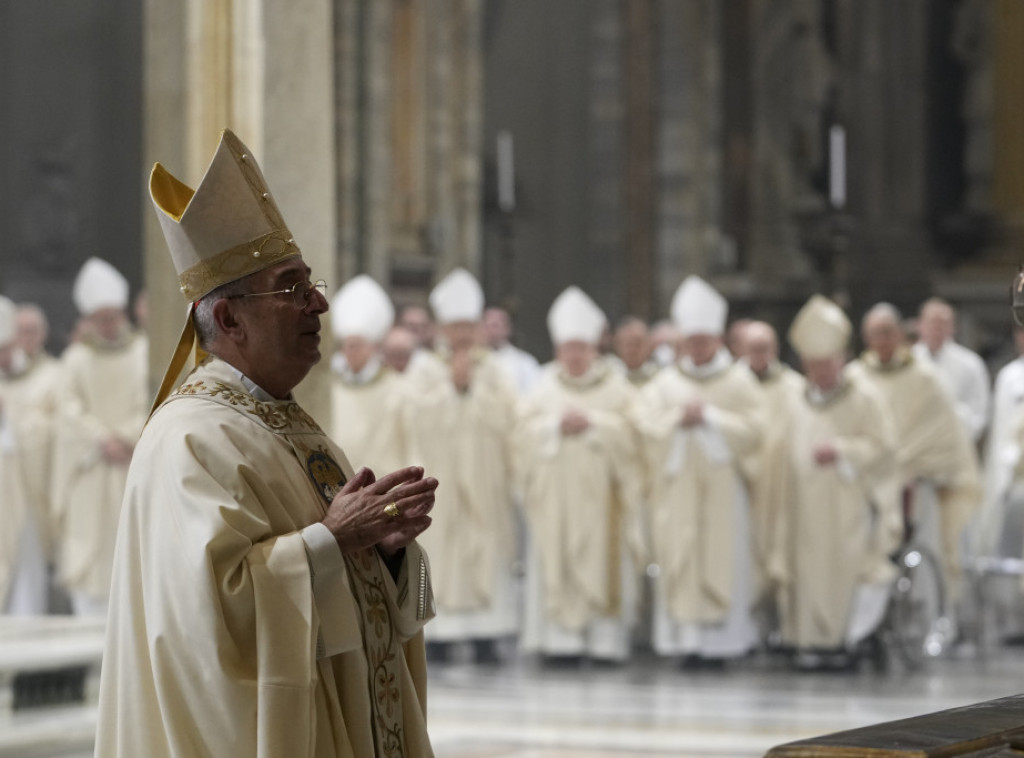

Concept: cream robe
[[745, 362, 804, 604], [51, 333, 148, 603], [517, 363, 645, 659], [635, 352, 765, 656], [403, 349, 519, 640], [769, 377, 900, 649], [95, 357, 435, 758], [1, 352, 62, 561], [847, 350, 981, 601], [330, 359, 410, 476]]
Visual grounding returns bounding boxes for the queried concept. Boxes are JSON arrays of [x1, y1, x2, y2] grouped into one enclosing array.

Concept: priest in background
[[51, 257, 148, 616], [912, 297, 989, 443], [635, 276, 764, 666], [329, 275, 410, 476], [404, 268, 520, 663], [483, 306, 541, 395], [739, 320, 804, 630], [610, 316, 660, 388], [0, 297, 51, 614], [848, 303, 980, 636], [770, 296, 899, 670], [518, 287, 646, 664]]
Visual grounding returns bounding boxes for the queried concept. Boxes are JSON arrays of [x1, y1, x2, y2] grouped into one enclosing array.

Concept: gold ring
[[384, 502, 400, 519]]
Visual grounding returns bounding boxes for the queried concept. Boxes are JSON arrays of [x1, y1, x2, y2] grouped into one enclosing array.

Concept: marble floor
[[6, 644, 1024, 757], [426, 646, 1024, 758]]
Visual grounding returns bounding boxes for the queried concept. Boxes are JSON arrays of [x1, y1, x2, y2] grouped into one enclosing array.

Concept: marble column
[[653, 0, 723, 313], [143, 0, 336, 420]]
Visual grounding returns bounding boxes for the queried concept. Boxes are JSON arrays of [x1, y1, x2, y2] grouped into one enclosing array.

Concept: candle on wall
[[829, 124, 846, 210], [497, 130, 515, 212]]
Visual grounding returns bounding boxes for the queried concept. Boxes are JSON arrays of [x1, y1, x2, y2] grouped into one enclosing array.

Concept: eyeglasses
[[228, 279, 328, 309]]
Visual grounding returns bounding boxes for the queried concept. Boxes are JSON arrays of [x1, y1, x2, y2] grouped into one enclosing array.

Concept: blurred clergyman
[[912, 297, 990, 443], [483, 305, 541, 394], [519, 287, 646, 663], [51, 257, 148, 616], [635, 276, 764, 666]]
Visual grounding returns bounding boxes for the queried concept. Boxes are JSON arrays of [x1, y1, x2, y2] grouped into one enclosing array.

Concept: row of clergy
[[0, 257, 148, 618], [326, 267, 983, 666], [0, 256, 993, 667]]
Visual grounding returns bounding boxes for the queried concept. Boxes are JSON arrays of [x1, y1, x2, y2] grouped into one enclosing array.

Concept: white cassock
[[492, 342, 542, 395], [977, 357, 1024, 557], [403, 349, 520, 642], [517, 362, 646, 660], [912, 340, 990, 442], [329, 356, 410, 476], [51, 333, 148, 614], [634, 350, 765, 658]]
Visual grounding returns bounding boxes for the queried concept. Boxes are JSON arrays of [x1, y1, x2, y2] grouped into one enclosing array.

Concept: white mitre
[[788, 294, 851, 359], [547, 286, 606, 345], [670, 275, 727, 337], [0, 296, 15, 347], [331, 275, 394, 343], [73, 257, 129, 315], [150, 129, 300, 302], [429, 267, 484, 325], [148, 129, 302, 412]]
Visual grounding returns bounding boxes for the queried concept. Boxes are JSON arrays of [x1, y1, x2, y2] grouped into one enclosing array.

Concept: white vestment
[[403, 350, 520, 642], [51, 333, 148, 612], [95, 357, 435, 758], [912, 340, 990, 442], [517, 363, 645, 660], [329, 357, 410, 476], [635, 350, 765, 658]]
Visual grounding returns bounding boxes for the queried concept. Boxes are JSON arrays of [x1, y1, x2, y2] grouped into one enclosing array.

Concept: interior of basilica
[[2, 1, 1024, 756]]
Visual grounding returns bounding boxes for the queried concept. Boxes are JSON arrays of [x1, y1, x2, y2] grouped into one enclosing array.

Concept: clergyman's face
[[232, 257, 328, 391], [556, 340, 597, 378]]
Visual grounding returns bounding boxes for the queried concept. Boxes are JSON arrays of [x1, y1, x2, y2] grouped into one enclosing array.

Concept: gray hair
[[193, 276, 253, 349]]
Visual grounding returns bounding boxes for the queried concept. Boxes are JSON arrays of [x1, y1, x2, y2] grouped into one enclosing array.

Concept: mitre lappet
[[148, 129, 302, 412]]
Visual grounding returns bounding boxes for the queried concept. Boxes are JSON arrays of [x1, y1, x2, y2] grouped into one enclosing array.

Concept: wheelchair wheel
[[887, 543, 947, 669]]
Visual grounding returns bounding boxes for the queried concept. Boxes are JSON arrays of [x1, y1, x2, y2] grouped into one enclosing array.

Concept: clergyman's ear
[[211, 298, 245, 344]]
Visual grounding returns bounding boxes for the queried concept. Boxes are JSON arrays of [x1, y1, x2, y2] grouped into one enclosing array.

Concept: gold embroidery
[[177, 229, 300, 301], [172, 380, 322, 433], [345, 549, 406, 758]]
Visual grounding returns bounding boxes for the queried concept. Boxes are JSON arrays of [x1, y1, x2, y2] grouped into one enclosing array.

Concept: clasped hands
[[323, 466, 438, 558]]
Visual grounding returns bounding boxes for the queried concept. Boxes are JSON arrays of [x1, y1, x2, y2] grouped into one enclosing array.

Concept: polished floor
[[426, 644, 1024, 758], [6, 642, 1024, 757]]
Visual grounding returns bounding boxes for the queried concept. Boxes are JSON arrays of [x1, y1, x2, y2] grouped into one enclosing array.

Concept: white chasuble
[[403, 350, 519, 640], [95, 358, 434, 758], [329, 363, 411, 476], [847, 351, 980, 601], [517, 364, 645, 659], [769, 378, 899, 649], [51, 334, 148, 603], [635, 354, 765, 657]]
